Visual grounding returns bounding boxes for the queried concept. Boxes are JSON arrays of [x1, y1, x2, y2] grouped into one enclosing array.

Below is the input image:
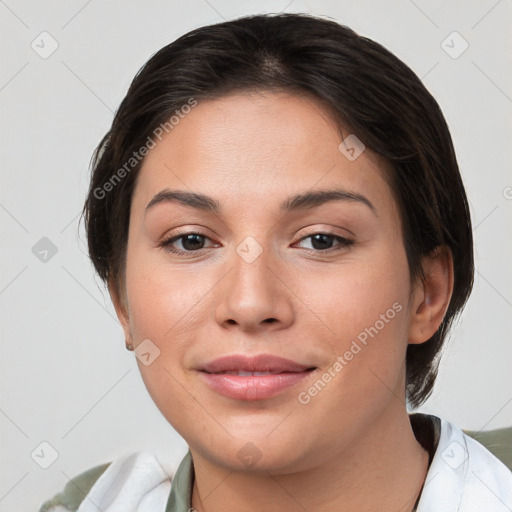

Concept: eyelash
[[159, 231, 355, 256]]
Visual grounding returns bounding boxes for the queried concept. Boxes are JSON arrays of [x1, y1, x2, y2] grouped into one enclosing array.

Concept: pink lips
[[198, 354, 316, 401]]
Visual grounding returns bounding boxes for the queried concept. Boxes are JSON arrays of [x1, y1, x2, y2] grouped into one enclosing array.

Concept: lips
[[198, 354, 317, 400], [199, 354, 316, 374]]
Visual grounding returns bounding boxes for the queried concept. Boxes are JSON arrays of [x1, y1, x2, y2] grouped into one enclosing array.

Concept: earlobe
[[408, 246, 454, 345]]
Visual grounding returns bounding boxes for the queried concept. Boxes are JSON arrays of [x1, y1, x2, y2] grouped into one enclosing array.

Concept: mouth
[[199, 353, 316, 374], [205, 370, 312, 376], [198, 354, 317, 400]]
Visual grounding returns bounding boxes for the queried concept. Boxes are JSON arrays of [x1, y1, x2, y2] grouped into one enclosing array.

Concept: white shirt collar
[[417, 417, 512, 511]]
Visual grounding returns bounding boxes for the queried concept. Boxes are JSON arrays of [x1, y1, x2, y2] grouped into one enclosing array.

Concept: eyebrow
[[145, 188, 377, 216]]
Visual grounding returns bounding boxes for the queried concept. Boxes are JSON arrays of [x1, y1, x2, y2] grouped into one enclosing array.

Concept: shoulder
[[418, 417, 512, 512], [464, 425, 512, 471], [38, 462, 111, 512], [38, 451, 173, 512], [459, 422, 512, 510]]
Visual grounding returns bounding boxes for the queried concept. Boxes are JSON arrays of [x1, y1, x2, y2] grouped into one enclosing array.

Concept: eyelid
[[294, 223, 356, 239]]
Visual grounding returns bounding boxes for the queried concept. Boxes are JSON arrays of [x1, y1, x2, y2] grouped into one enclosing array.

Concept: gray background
[[1, 1, 511, 510]]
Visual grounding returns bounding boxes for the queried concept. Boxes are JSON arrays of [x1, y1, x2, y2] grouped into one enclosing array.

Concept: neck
[[190, 405, 429, 512]]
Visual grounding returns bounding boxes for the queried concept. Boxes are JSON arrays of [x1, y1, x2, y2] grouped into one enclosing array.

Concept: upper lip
[[199, 354, 316, 374]]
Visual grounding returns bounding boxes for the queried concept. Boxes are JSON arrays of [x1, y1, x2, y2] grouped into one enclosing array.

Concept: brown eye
[[296, 233, 354, 252], [160, 232, 216, 255]]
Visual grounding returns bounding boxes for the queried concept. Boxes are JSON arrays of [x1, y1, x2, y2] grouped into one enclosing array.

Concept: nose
[[214, 242, 295, 333]]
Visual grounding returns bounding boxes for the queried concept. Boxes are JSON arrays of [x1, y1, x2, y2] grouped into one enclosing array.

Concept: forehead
[[132, 91, 395, 217]]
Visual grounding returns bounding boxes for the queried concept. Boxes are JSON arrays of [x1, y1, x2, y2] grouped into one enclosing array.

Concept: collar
[[165, 450, 194, 512], [416, 417, 512, 511]]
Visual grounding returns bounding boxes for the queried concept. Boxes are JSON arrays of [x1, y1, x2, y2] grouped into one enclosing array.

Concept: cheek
[[294, 247, 411, 404], [122, 248, 215, 401], [300, 247, 410, 345], [124, 242, 211, 340]]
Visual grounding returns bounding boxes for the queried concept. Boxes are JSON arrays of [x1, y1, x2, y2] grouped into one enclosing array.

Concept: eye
[[295, 233, 354, 252], [160, 232, 217, 255]]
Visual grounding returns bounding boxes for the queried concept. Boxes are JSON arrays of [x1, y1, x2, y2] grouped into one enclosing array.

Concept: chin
[[191, 428, 315, 474]]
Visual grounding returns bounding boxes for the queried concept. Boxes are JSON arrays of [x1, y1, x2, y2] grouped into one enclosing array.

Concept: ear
[[408, 246, 454, 345], [108, 277, 132, 344]]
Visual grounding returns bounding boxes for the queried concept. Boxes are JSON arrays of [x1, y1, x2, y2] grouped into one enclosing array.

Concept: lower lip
[[199, 371, 314, 400]]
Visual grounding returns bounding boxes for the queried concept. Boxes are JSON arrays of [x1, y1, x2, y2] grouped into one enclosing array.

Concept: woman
[[39, 12, 512, 512]]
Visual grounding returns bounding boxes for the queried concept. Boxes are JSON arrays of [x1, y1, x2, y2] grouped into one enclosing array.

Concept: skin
[[109, 91, 454, 511]]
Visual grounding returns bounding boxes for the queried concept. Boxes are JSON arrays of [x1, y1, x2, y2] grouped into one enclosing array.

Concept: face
[[113, 91, 421, 473]]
